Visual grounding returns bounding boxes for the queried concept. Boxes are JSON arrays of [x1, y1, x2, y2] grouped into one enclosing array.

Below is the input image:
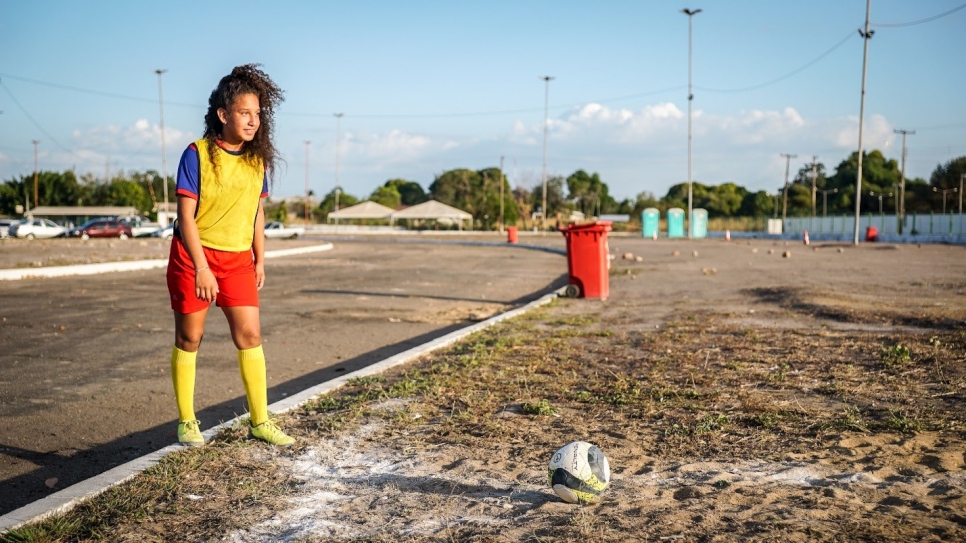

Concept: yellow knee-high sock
[[170, 347, 197, 422], [238, 345, 269, 426]]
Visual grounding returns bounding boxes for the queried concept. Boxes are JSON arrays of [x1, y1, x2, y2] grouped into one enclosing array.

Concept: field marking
[[0, 243, 334, 281]]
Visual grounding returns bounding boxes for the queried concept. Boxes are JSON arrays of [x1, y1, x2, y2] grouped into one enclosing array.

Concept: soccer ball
[[547, 441, 611, 504]]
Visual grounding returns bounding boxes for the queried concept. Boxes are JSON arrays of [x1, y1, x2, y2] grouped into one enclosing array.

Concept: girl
[[166, 64, 293, 447]]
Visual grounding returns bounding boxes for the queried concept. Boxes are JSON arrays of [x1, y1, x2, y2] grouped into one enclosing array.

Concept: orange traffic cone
[[803, 230, 810, 246]]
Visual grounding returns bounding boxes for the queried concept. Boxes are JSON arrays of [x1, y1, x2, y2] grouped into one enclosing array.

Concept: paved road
[[0, 239, 567, 515]]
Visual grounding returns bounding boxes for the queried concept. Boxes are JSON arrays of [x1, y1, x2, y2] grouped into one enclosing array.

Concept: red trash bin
[[506, 226, 518, 244], [560, 221, 612, 299], [865, 226, 878, 242]]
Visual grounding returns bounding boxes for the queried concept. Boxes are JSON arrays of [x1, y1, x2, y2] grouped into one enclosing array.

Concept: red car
[[69, 219, 133, 239]]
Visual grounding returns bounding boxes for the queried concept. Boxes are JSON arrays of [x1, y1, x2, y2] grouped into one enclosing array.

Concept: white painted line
[[0, 285, 563, 535], [0, 243, 334, 281]]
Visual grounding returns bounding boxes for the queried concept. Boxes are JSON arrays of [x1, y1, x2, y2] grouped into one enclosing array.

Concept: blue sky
[[1, 0, 964, 202]]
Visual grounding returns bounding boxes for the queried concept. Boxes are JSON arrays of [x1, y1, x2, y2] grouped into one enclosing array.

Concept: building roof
[[27, 206, 140, 217], [390, 200, 472, 220], [328, 201, 395, 219]]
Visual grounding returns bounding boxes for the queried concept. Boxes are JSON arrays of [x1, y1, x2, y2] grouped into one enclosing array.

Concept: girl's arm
[[177, 196, 219, 301], [253, 197, 266, 289]]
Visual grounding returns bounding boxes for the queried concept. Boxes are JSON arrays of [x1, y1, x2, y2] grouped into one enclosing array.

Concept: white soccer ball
[[547, 441, 611, 504]]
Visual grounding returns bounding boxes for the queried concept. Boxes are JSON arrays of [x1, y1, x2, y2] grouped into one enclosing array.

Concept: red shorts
[[167, 236, 259, 314]]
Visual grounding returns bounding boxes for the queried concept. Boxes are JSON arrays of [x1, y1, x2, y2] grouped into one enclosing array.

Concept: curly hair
[[202, 64, 284, 187]]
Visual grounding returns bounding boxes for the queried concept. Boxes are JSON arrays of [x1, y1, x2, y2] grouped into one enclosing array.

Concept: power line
[[0, 72, 202, 108], [872, 2, 966, 27], [696, 30, 857, 93], [0, 80, 78, 157]]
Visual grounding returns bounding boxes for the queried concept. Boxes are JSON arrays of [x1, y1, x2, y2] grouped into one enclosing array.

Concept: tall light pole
[[853, 0, 874, 245], [334, 113, 343, 212], [894, 128, 914, 232], [683, 8, 701, 239], [934, 187, 957, 215], [540, 75, 554, 231], [304, 140, 311, 223], [960, 173, 964, 216], [32, 139, 39, 208], [818, 188, 838, 218], [155, 69, 170, 225], [499, 155, 505, 233], [811, 155, 819, 216], [869, 190, 890, 216], [780, 152, 797, 223]]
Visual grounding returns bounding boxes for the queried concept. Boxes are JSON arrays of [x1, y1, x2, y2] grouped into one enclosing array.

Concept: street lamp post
[[683, 7, 701, 239], [540, 76, 554, 232], [934, 186, 957, 215], [155, 69, 170, 225], [818, 188, 838, 218], [960, 173, 964, 215], [869, 190, 890, 216], [304, 140, 311, 223], [853, 0, 874, 244], [334, 113, 343, 212]]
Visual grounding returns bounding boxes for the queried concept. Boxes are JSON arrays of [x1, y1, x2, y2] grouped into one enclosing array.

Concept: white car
[[0, 219, 18, 239], [120, 215, 161, 237], [149, 224, 175, 240], [263, 221, 305, 239], [9, 218, 67, 239]]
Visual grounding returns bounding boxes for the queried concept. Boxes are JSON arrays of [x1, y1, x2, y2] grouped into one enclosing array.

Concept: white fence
[[784, 213, 966, 237]]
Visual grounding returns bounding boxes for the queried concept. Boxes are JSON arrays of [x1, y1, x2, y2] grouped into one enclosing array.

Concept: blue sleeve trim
[[176, 144, 200, 198]]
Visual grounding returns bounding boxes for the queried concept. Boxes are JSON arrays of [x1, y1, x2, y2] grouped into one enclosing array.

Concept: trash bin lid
[[562, 221, 613, 233]]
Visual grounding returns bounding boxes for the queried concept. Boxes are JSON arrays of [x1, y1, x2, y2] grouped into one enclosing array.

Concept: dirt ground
[[3, 236, 966, 542], [0, 234, 566, 516]]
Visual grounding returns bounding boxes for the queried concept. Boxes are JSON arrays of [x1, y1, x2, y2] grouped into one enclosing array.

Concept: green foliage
[[428, 167, 519, 229], [383, 179, 427, 206], [881, 344, 911, 366], [522, 398, 556, 416], [370, 184, 402, 209], [317, 187, 360, 219], [566, 169, 618, 216]]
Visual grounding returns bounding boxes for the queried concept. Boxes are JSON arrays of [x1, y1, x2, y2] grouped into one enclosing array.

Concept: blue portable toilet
[[691, 208, 708, 238], [667, 208, 685, 238], [642, 208, 660, 239]]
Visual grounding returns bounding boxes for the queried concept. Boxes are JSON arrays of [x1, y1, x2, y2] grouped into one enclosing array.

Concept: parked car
[[0, 218, 19, 239], [68, 219, 133, 239], [120, 215, 161, 237], [264, 221, 305, 239], [150, 224, 175, 240], [9, 218, 67, 239]]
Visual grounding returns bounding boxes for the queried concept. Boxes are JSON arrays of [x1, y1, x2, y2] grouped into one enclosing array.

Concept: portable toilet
[[691, 208, 708, 239], [642, 208, 660, 239], [667, 208, 685, 238]]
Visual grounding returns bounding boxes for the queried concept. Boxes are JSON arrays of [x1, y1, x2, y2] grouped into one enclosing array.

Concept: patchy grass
[[6, 304, 966, 542]]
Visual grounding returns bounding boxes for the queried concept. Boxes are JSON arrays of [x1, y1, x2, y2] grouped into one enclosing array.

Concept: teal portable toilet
[[667, 208, 685, 238], [642, 208, 660, 239], [691, 208, 708, 238]]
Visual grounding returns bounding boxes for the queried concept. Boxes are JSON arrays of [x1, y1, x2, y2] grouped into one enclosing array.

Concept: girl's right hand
[[195, 269, 219, 301]]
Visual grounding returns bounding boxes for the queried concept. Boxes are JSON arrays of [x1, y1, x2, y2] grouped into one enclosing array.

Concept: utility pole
[[683, 8, 702, 239], [334, 113, 343, 212], [960, 173, 964, 216], [780, 152, 797, 223], [540, 76, 554, 232], [304, 140, 311, 223], [155, 69, 170, 225], [854, 0, 874, 245], [32, 140, 40, 208], [811, 156, 818, 217], [894, 128, 914, 233], [499, 155, 505, 233]]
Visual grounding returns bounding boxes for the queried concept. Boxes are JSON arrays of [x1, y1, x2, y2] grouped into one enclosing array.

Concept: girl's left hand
[[255, 262, 266, 290]]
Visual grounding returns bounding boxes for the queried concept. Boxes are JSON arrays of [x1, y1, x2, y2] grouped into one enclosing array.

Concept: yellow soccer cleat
[[249, 420, 295, 447], [178, 420, 205, 447]]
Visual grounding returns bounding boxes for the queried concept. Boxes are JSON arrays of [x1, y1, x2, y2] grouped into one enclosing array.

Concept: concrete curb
[[0, 286, 563, 535], [0, 243, 334, 281]]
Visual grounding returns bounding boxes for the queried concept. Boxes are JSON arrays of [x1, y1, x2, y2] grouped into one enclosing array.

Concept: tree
[[427, 167, 518, 228], [370, 185, 402, 209], [317, 187, 359, 219], [827, 150, 901, 215], [566, 170, 617, 217], [928, 156, 966, 212], [529, 175, 567, 223], [383, 179, 427, 206]]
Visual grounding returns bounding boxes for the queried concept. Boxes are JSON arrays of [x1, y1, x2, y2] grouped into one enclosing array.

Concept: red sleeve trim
[[176, 188, 198, 200]]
